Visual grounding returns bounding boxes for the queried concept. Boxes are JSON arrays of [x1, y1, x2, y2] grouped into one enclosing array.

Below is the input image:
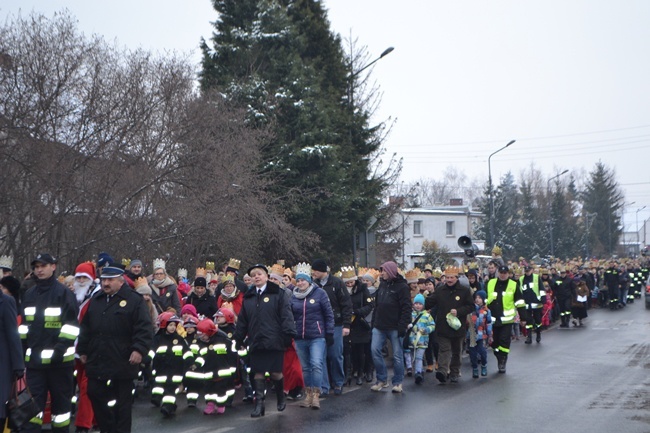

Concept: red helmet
[[197, 319, 217, 336], [214, 308, 236, 324], [183, 316, 198, 329], [157, 311, 181, 329]]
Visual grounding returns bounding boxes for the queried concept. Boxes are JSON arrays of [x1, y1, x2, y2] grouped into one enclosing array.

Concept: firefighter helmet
[[196, 319, 217, 336], [157, 311, 181, 329], [214, 308, 236, 325]]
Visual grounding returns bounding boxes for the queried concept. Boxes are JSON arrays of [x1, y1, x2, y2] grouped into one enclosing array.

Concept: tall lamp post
[[547, 169, 569, 257], [488, 140, 516, 247], [636, 206, 646, 255], [349, 46, 394, 267]]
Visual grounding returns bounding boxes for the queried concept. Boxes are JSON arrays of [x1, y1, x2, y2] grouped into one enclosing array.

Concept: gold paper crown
[[492, 246, 502, 256], [177, 268, 188, 279], [418, 272, 426, 280], [227, 258, 241, 270], [295, 262, 312, 277], [0, 255, 13, 270], [333, 270, 342, 278], [468, 262, 478, 269], [432, 268, 443, 278], [270, 263, 285, 276], [405, 267, 421, 283], [205, 261, 215, 271], [134, 277, 149, 289], [444, 266, 462, 276], [222, 275, 235, 285], [424, 263, 433, 272], [340, 266, 356, 281], [121, 258, 131, 267], [283, 267, 294, 278], [195, 267, 207, 278], [276, 260, 285, 266], [153, 258, 166, 270]]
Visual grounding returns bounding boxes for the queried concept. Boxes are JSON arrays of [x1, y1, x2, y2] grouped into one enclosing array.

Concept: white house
[[398, 203, 484, 269]]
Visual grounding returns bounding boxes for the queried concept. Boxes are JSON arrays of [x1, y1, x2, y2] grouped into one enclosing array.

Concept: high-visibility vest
[[487, 279, 519, 324]]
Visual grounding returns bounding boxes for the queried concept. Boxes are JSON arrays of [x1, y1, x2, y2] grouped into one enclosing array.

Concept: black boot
[[536, 329, 541, 343], [525, 333, 532, 344], [273, 378, 286, 412], [497, 356, 507, 374], [251, 378, 266, 418]]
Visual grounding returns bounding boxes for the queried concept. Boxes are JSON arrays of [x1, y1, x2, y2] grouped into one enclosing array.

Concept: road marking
[[182, 427, 234, 433]]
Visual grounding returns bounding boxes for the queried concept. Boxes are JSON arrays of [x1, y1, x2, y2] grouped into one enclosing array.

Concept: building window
[[446, 221, 454, 237], [413, 220, 422, 236]]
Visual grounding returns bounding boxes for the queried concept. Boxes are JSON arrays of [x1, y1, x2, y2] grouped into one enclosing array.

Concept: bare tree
[[0, 11, 315, 275]]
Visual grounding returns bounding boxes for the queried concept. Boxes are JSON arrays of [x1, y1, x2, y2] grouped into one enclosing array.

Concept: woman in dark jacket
[[290, 265, 334, 409], [343, 273, 373, 385], [233, 264, 296, 418], [184, 277, 218, 318]]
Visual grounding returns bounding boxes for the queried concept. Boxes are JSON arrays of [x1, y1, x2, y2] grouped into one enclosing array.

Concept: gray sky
[[2, 0, 650, 230]]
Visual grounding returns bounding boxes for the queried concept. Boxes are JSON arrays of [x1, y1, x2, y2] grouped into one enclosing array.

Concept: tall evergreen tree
[[199, 0, 392, 263], [550, 183, 580, 260], [514, 180, 546, 259], [581, 162, 623, 256]]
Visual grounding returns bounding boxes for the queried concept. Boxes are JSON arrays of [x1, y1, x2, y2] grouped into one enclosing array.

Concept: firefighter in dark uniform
[[486, 265, 525, 373], [603, 261, 620, 310], [19, 253, 79, 433], [77, 265, 153, 433], [519, 265, 546, 344], [555, 268, 574, 326]]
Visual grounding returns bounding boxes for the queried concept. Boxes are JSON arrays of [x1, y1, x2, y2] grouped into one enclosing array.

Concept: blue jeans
[[371, 328, 404, 385], [322, 326, 345, 392], [295, 338, 326, 389]]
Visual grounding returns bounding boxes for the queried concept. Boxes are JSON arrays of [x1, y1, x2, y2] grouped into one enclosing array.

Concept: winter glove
[[14, 369, 25, 379], [325, 333, 334, 346]]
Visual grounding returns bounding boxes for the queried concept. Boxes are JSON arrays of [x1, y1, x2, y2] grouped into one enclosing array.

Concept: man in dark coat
[[370, 261, 411, 393], [0, 292, 25, 427], [425, 266, 474, 383], [77, 265, 153, 433]]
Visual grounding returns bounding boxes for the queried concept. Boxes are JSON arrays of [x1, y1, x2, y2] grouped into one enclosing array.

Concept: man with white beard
[[73, 263, 97, 305], [73, 262, 99, 433]]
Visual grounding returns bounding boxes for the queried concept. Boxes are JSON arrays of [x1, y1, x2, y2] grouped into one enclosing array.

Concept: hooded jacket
[[372, 274, 412, 335]]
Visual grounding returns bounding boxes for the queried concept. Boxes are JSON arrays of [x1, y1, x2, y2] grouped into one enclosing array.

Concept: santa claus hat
[[75, 262, 96, 281]]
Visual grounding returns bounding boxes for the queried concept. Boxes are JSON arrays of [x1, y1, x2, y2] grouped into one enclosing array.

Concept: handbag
[[402, 313, 424, 350], [7, 378, 40, 430]]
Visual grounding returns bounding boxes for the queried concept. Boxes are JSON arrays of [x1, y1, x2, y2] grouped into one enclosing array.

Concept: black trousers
[[24, 366, 74, 433], [87, 378, 134, 433], [522, 308, 543, 331], [491, 324, 513, 360]]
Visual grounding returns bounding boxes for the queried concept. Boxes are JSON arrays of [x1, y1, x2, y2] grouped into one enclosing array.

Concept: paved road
[[129, 302, 650, 433]]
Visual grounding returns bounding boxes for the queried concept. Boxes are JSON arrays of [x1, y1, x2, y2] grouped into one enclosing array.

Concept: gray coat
[[0, 293, 25, 418]]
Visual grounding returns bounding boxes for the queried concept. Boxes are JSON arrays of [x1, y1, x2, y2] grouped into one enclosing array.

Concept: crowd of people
[[0, 249, 648, 433]]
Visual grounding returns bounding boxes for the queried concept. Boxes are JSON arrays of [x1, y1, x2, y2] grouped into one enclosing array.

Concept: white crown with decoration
[[153, 258, 166, 271], [177, 268, 188, 279], [0, 255, 13, 270], [295, 262, 312, 277]]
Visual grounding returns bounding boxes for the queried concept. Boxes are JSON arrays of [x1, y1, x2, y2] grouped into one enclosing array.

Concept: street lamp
[[488, 140, 516, 247], [349, 46, 394, 268], [636, 206, 646, 254], [547, 169, 569, 257]]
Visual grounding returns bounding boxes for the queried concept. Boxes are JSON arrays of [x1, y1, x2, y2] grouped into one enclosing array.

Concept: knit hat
[[181, 304, 198, 318], [362, 273, 375, 285], [474, 290, 487, 301], [413, 294, 425, 305], [130, 259, 143, 268], [74, 262, 96, 281], [0, 276, 21, 299], [311, 259, 328, 273], [97, 252, 113, 268], [194, 277, 207, 287], [136, 284, 152, 296], [380, 261, 399, 281]]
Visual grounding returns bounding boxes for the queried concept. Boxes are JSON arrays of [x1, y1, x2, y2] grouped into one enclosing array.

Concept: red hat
[[75, 262, 96, 281]]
